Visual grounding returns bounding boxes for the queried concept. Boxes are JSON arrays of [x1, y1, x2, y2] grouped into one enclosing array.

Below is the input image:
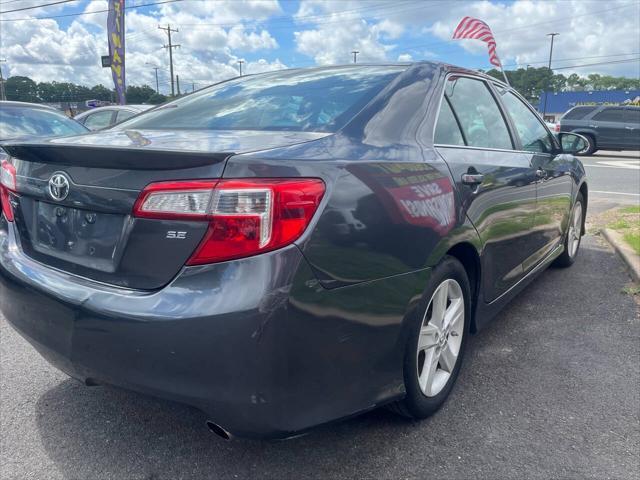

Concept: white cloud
[[0, 0, 286, 92], [0, 0, 638, 92], [424, 0, 640, 76]]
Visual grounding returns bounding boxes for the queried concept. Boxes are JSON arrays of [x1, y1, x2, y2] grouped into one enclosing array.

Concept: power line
[[502, 52, 640, 69], [552, 57, 640, 70], [0, 0, 182, 21], [124, 1, 425, 40], [0, 0, 77, 14], [397, 3, 639, 55]]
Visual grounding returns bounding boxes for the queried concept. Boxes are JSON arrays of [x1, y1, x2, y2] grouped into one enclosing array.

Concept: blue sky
[[1, 0, 638, 93]]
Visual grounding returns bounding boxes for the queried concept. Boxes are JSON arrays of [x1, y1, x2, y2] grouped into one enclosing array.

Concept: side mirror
[[558, 132, 589, 155]]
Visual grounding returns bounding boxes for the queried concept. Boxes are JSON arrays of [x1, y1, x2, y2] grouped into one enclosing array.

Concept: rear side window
[[444, 76, 513, 150], [562, 106, 596, 120], [592, 108, 626, 122], [625, 108, 640, 124], [500, 91, 555, 153], [434, 98, 465, 146], [116, 110, 136, 122]]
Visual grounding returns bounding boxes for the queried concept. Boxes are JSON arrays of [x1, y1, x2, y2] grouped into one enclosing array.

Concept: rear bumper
[[0, 220, 426, 438]]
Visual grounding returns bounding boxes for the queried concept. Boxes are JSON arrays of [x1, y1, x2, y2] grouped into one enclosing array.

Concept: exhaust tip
[[206, 421, 231, 440]]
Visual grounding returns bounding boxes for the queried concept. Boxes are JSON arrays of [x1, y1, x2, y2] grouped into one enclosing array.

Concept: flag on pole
[[107, 0, 126, 105], [452, 16, 509, 84], [453, 16, 502, 67]]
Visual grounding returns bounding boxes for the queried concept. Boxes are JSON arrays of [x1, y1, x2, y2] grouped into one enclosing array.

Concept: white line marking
[[584, 165, 640, 170], [591, 190, 640, 197]]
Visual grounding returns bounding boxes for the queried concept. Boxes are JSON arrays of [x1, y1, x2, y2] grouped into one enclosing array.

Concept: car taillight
[[0, 160, 16, 222], [133, 178, 325, 264]]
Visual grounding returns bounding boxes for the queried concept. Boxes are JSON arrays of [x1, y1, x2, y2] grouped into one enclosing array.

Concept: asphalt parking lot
[[1, 228, 638, 479]]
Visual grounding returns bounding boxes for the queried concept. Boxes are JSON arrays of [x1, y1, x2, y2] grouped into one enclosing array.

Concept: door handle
[[461, 172, 484, 185], [625, 126, 634, 130], [588, 125, 598, 128]]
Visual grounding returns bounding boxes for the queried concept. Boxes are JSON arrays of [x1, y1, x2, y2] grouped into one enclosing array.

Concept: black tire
[[553, 192, 585, 268], [580, 134, 597, 155], [389, 255, 471, 419]]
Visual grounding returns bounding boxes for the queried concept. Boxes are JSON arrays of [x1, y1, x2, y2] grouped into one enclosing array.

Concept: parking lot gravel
[[1, 233, 639, 480]]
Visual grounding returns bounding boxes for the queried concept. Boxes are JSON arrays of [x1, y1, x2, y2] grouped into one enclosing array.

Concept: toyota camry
[[0, 62, 588, 439]]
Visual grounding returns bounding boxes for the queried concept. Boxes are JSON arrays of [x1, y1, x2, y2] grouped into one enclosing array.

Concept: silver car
[[74, 105, 153, 131]]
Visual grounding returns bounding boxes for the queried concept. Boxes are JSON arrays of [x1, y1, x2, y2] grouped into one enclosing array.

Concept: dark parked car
[[0, 101, 88, 214], [0, 101, 88, 141], [560, 104, 640, 154], [0, 63, 588, 439], [74, 104, 153, 130]]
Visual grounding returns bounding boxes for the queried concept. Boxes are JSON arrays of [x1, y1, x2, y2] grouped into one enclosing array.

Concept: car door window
[[444, 76, 513, 150], [83, 110, 114, 130], [624, 108, 640, 124], [434, 97, 465, 146], [500, 91, 555, 153], [592, 108, 625, 122]]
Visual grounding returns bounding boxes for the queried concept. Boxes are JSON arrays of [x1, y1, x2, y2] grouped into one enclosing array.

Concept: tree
[[5, 76, 38, 102], [147, 92, 168, 104], [125, 84, 157, 104], [90, 84, 113, 101]]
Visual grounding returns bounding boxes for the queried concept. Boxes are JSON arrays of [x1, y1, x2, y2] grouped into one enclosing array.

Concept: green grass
[[623, 232, 640, 256], [620, 205, 640, 215], [622, 284, 640, 296], [609, 218, 632, 230], [606, 206, 640, 255]]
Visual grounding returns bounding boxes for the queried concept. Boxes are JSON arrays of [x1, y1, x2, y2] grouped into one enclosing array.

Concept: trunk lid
[[2, 129, 327, 290]]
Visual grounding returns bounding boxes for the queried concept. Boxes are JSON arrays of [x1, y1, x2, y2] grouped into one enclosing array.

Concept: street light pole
[[145, 63, 160, 94], [238, 60, 244, 76], [542, 33, 559, 118], [351, 50, 359, 63], [0, 59, 6, 101]]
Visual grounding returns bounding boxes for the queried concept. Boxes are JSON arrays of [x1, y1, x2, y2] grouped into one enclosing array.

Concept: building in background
[[538, 90, 640, 122]]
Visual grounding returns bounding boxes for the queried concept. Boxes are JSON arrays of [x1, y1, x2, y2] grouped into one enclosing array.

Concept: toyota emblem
[[48, 173, 70, 201]]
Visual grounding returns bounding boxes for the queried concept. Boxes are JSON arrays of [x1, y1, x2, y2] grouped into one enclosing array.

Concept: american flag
[[452, 16, 502, 68]]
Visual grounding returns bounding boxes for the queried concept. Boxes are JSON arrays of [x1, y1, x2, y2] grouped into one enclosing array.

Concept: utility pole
[[145, 62, 160, 94], [192, 82, 195, 92], [176, 74, 180, 95], [0, 59, 6, 101], [159, 24, 180, 96], [542, 33, 559, 118], [238, 60, 244, 76], [351, 50, 359, 64], [525, 64, 531, 102]]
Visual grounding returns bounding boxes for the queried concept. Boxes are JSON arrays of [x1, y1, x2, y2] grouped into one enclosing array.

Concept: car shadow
[[34, 370, 436, 479], [31, 236, 636, 479]]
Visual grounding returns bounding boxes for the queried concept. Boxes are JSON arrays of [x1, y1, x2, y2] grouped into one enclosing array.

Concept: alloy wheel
[[416, 279, 465, 397], [567, 201, 583, 258]]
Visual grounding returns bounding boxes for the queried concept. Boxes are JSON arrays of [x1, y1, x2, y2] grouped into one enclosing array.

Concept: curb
[[602, 228, 640, 283]]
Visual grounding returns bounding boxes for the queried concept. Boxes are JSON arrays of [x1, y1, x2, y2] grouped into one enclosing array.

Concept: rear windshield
[[562, 106, 597, 120], [119, 66, 405, 133], [0, 106, 87, 139]]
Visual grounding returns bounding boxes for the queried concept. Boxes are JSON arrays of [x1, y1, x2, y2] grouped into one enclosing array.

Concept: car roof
[[0, 100, 57, 111], [187, 61, 509, 96], [74, 104, 153, 118]]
